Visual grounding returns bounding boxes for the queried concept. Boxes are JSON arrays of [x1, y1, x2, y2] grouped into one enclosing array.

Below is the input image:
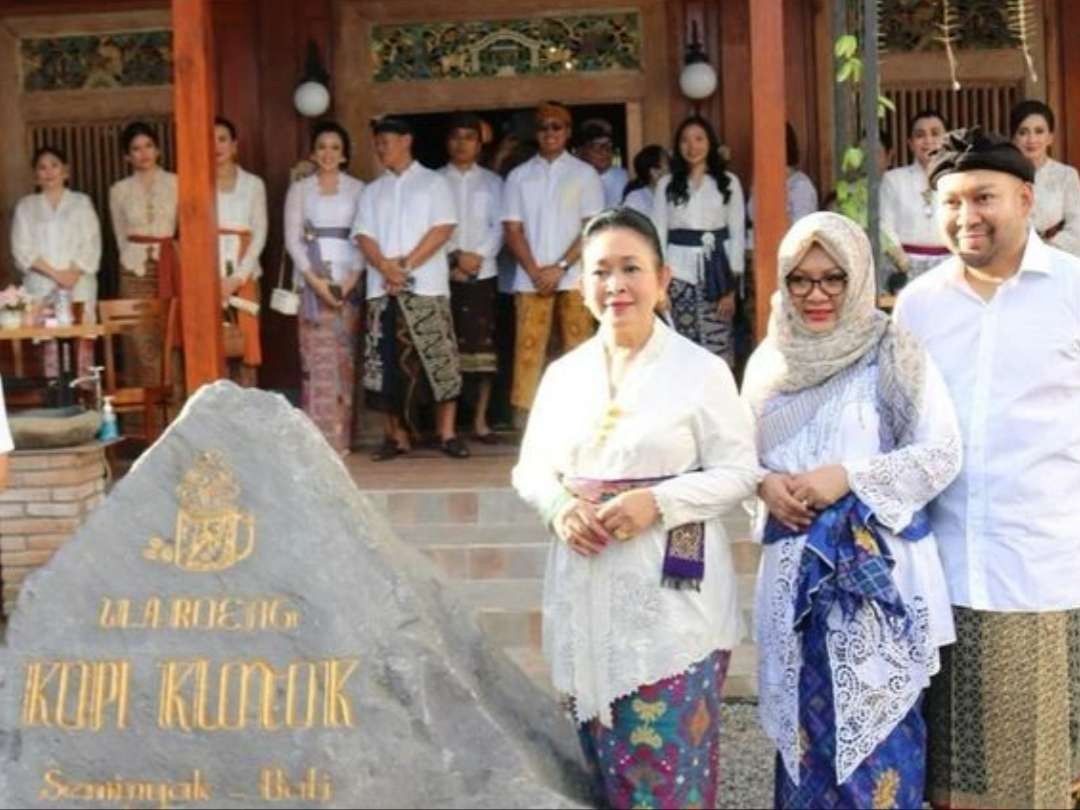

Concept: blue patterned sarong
[[764, 495, 931, 809]]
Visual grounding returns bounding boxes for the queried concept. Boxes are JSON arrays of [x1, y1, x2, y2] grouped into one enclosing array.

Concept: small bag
[[269, 252, 300, 316]]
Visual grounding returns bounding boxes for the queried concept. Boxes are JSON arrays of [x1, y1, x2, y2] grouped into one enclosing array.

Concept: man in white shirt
[[894, 127, 1080, 810], [354, 117, 467, 460], [503, 101, 605, 415], [880, 109, 950, 278], [439, 113, 504, 443], [577, 118, 628, 208]]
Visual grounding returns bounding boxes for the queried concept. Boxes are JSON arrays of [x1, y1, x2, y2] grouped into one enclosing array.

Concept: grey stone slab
[[0, 381, 589, 809]]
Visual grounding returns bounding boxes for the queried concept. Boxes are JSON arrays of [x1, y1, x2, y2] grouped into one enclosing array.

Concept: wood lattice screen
[[25, 118, 176, 298], [880, 81, 1026, 166]]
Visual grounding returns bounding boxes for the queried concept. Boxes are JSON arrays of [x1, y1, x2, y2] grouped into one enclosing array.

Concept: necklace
[[965, 266, 1007, 286]]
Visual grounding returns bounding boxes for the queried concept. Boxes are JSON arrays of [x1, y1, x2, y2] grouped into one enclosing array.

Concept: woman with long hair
[[652, 116, 745, 366]]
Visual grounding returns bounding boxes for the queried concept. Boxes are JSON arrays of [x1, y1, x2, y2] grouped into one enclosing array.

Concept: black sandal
[[440, 436, 471, 459], [371, 437, 408, 462]]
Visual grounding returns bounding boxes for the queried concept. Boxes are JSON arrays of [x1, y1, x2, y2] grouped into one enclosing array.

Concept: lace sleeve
[[843, 355, 962, 532]]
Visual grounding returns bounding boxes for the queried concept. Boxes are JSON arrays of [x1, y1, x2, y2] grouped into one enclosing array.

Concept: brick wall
[[0, 443, 107, 616]]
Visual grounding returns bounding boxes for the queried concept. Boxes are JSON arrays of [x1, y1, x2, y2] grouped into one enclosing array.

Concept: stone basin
[[8, 406, 102, 449]]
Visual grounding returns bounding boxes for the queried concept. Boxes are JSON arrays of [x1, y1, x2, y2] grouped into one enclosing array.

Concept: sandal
[[440, 436, 471, 459], [371, 437, 408, 462]]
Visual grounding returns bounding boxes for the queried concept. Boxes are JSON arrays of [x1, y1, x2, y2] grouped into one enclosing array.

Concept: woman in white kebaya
[[11, 145, 102, 374], [743, 211, 961, 809], [1011, 99, 1080, 257], [514, 207, 758, 809]]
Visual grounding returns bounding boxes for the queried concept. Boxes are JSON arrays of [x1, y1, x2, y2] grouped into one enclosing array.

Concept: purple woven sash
[[301, 222, 352, 322], [562, 475, 705, 591]]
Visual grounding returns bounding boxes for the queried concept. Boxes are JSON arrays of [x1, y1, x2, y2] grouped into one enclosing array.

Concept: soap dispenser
[[98, 396, 119, 441]]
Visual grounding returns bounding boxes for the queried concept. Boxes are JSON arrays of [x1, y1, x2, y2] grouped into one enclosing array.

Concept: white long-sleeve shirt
[[216, 168, 268, 281], [439, 163, 503, 282], [652, 171, 746, 286], [284, 173, 364, 288], [109, 170, 178, 275], [11, 190, 101, 303], [1032, 158, 1080, 258], [895, 231, 1080, 612], [513, 319, 760, 725], [502, 151, 605, 293]]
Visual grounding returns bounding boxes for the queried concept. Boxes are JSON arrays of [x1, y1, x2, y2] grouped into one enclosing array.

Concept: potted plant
[[0, 285, 31, 330]]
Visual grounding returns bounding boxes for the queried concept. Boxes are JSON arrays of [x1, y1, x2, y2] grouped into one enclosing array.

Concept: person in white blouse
[[1010, 99, 1080, 257], [894, 127, 1080, 810], [214, 117, 267, 387], [577, 118, 628, 208], [109, 121, 180, 394], [747, 124, 820, 249], [652, 115, 746, 366], [283, 121, 364, 457], [620, 144, 668, 216], [11, 145, 102, 377], [502, 101, 605, 417], [879, 110, 950, 279], [513, 208, 758, 809], [744, 212, 960, 809], [355, 116, 464, 461], [440, 113, 504, 444], [12, 146, 101, 313]]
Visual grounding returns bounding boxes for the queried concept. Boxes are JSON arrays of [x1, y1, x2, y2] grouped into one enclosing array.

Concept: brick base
[[0, 443, 107, 616]]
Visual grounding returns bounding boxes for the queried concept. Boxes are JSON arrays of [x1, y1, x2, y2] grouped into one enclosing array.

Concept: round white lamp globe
[[679, 61, 717, 101], [294, 81, 330, 118]]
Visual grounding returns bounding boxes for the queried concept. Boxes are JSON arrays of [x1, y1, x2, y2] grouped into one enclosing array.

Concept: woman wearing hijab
[[742, 212, 962, 809], [514, 207, 759, 809]]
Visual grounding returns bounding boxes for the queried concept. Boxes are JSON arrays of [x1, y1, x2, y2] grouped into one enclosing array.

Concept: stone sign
[[0, 382, 587, 808]]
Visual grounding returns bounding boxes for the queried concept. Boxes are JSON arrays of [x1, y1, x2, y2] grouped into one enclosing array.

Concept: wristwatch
[[556, 259, 570, 272]]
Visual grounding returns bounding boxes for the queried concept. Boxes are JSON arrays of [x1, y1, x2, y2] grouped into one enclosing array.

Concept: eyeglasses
[[537, 122, 566, 133], [785, 272, 849, 297]]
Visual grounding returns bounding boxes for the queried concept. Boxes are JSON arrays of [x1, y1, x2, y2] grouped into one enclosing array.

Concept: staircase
[[358, 456, 761, 699]]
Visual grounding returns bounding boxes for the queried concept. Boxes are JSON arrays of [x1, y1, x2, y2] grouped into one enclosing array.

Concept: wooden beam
[[1060, 0, 1080, 167], [172, 0, 224, 390], [749, 0, 786, 344]]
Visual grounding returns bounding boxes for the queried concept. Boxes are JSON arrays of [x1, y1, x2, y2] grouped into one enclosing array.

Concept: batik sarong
[[511, 289, 595, 410], [118, 267, 185, 422], [926, 606, 1080, 810], [450, 277, 497, 374], [576, 650, 730, 810], [299, 299, 360, 456], [363, 292, 462, 435], [668, 279, 734, 367]]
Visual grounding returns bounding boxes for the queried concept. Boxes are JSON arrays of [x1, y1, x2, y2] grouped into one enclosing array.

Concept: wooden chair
[[98, 298, 178, 443]]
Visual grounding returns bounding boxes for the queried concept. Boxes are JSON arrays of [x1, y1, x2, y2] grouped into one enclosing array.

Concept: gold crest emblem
[[144, 451, 255, 572]]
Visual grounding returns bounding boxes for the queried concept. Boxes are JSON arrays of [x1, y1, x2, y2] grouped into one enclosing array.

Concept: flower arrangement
[[0, 285, 31, 312]]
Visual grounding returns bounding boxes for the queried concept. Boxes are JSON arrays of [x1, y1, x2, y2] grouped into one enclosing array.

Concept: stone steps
[[367, 486, 762, 699]]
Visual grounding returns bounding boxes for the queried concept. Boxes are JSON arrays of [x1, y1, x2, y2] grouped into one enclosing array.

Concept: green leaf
[[878, 94, 896, 111], [834, 34, 858, 59], [842, 146, 864, 171], [851, 60, 863, 82], [837, 61, 854, 83]]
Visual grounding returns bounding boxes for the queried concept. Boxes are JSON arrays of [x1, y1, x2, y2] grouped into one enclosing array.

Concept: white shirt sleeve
[[11, 197, 36, 275], [512, 365, 571, 524], [430, 175, 458, 227], [842, 354, 963, 532], [240, 176, 268, 280], [502, 167, 524, 224], [651, 358, 761, 528], [283, 180, 311, 278], [725, 172, 747, 276], [1050, 165, 1080, 257], [352, 183, 378, 241], [879, 171, 900, 237], [73, 195, 102, 275], [0, 377, 14, 454], [581, 165, 606, 220]]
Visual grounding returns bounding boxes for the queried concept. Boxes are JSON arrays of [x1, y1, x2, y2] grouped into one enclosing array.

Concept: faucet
[[70, 365, 105, 412]]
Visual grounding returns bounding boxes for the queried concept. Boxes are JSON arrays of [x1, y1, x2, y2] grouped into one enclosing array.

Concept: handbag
[[269, 251, 300, 316]]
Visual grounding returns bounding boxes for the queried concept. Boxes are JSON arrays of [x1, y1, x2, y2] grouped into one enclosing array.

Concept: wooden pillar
[[749, 0, 786, 343], [172, 0, 224, 391], [1061, 0, 1080, 167]]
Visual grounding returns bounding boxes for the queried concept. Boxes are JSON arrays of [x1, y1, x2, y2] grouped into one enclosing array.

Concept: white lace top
[[1032, 158, 1080, 257], [513, 320, 760, 725], [745, 350, 961, 785], [109, 169, 178, 275]]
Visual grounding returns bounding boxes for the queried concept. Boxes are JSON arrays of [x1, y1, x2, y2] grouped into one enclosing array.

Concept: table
[[0, 323, 114, 377]]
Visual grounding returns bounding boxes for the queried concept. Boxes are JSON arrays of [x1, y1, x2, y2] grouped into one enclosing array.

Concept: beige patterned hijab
[[745, 212, 925, 449]]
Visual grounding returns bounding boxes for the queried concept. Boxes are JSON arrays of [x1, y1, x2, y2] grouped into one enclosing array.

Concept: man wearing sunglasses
[[502, 101, 605, 420]]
